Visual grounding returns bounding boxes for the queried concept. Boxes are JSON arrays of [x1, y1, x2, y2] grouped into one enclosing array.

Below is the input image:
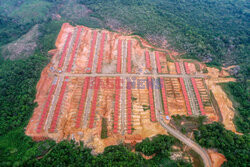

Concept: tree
[[194, 122, 250, 167]]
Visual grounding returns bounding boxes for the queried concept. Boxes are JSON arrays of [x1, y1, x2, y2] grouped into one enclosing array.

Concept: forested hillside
[[0, 0, 249, 166], [79, 0, 249, 67], [1, 0, 249, 67], [195, 122, 250, 167]]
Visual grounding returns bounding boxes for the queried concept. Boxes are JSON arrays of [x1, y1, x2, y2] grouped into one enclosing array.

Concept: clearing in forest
[[26, 23, 232, 153]]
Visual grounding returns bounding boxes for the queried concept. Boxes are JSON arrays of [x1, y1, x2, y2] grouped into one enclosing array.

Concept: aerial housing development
[[26, 24, 221, 158]]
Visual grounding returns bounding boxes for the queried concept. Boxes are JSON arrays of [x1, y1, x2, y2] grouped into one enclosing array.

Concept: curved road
[[157, 115, 212, 167], [151, 76, 211, 167]]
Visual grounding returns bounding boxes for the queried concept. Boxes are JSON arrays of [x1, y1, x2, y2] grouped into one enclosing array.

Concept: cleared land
[[26, 23, 233, 157]]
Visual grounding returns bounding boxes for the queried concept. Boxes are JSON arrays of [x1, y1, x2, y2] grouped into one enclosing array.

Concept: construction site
[[25, 23, 235, 156]]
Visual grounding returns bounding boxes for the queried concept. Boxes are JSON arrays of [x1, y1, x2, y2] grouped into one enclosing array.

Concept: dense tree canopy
[[195, 122, 250, 167], [1, 135, 191, 166], [0, 55, 48, 135], [79, 0, 249, 67], [135, 134, 175, 156]]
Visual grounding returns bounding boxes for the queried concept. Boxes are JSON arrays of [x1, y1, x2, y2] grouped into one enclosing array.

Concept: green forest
[[194, 122, 250, 167], [0, 0, 249, 166], [220, 82, 250, 133]]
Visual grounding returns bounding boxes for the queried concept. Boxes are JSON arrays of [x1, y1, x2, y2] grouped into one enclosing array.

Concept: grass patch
[[170, 115, 207, 135], [142, 105, 150, 111], [194, 63, 201, 72], [166, 54, 174, 62], [101, 118, 108, 139], [132, 97, 137, 101], [202, 68, 208, 73]]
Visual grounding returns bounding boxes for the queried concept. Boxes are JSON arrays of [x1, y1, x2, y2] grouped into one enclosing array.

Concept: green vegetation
[[194, 122, 250, 167], [142, 105, 150, 111], [1, 133, 192, 166], [220, 82, 250, 133], [0, 0, 99, 54], [0, 55, 48, 135], [132, 97, 137, 101], [132, 37, 146, 49], [101, 118, 108, 139], [8, 0, 52, 24], [38, 20, 67, 52], [135, 135, 192, 166], [171, 115, 206, 135], [26, 138, 191, 167], [170, 115, 250, 166], [57, 0, 102, 28], [206, 61, 222, 71], [0, 0, 54, 47], [135, 134, 174, 156], [0, 16, 59, 165], [0, 0, 55, 25], [1, 0, 249, 69], [0, 13, 64, 166], [166, 54, 174, 62], [0, 18, 64, 136], [25, 140, 94, 166], [0, 15, 32, 46], [79, 0, 249, 67], [0, 128, 56, 166], [194, 63, 200, 72], [93, 145, 144, 167]]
